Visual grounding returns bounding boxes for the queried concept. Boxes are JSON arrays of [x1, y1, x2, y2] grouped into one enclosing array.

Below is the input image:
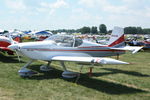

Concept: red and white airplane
[[0, 36, 20, 55], [8, 27, 142, 78]]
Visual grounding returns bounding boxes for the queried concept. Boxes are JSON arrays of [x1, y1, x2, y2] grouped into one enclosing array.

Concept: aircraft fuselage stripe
[[25, 48, 125, 52]]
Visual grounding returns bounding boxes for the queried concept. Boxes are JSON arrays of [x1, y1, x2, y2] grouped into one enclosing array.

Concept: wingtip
[[99, 58, 129, 65]]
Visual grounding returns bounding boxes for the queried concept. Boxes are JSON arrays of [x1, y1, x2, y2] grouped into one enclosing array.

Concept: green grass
[[0, 52, 150, 100]]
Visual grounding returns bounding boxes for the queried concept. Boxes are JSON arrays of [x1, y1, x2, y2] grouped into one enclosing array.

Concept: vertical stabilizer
[[107, 27, 125, 47]]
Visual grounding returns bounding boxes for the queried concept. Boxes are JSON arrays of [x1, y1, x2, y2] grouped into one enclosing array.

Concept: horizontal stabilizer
[[111, 46, 143, 54], [52, 56, 129, 65]]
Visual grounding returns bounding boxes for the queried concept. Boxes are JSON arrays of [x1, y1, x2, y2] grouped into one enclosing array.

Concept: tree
[[124, 27, 132, 34], [91, 26, 98, 34], [3, 30, 9, 34], [143, 28, 150, 34], [80, 26, 91, 34], [136, 27, 143, 34], [124, 27, 137, 34], [99, 24, 107, 34], [107, 30, 112, 34]]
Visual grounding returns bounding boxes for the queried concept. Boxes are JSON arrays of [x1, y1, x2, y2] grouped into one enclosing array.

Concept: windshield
[[45, 35, 83, 47]]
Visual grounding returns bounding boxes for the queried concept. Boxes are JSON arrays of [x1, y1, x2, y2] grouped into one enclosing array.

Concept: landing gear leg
[[116, 54, 120, 60], [75, 65, 83, 83], [60, 61, 78, 78], [88, 64, 94, 77], [18, 60, 37, 77], [40, 61, 53, 71], [60, 61, 67, 71], [88, 67, 93, 77]]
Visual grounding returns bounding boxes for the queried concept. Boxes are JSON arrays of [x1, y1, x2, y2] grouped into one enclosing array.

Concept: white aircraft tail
[[107, 27, 125, 47], [107, 27, 142, 54]]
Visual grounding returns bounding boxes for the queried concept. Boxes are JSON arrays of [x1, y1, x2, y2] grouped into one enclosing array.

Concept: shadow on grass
[[28, 65, 63, 80], [0, 53, 24, 63], [93, 68, 150, 77], [26, 65, 146, 95]]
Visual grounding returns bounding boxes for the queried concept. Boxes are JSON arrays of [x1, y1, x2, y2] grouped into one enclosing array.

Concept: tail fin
[[107, 27, 125, 47], [108, 27, 143, 53]]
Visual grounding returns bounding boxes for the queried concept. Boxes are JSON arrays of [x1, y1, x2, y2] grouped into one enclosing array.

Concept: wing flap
[[51, 56, 129, 65]]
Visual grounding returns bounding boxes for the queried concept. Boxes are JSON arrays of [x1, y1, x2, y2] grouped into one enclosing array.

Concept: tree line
[[51, 24, 107, 34], [0, 24, 150, 35], [52, 24, 150, 35], [124, 27, 150, 34]]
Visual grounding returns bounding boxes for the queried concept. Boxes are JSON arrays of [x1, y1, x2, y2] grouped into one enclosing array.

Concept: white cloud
[[38, 0, 69, 14], [71, 8, 91, 20], [78, 0, 150, 17], [77, 0, 150, 29], [78, 0, 149, 15], [78, 0, 95, 7], [145, 7, 150, 17], [51, 0, 68, 9], [78, 0, 108, 8], [5, 0, 27, 11], [78, 0, 125, 14], [69, 8, 103, 28], [1, 0, 150, 30]]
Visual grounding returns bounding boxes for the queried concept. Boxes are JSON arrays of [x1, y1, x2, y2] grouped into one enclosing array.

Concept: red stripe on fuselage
[[78, 46, 107, 48], [26, 48, 125, 52]]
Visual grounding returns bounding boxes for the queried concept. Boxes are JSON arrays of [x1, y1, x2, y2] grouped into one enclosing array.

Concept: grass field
[[0, 51, 150, 100]]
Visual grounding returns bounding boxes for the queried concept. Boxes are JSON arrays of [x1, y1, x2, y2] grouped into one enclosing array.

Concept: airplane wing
[[111, 46, 143, 54], [51, 56, 129, 65]]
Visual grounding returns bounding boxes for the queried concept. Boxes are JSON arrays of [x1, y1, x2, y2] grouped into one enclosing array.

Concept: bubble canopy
[[45, 35, 83, 47]]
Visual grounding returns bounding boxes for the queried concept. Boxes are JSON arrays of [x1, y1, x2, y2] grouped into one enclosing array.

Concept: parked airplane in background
[[8, 27, 142, 78], [128, 40, 150, 50], [0, 36, 20, 55]]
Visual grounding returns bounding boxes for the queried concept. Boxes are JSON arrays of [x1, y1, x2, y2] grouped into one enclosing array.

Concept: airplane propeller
[[15, 50, 21, 62], [8, 32, 21, 62]]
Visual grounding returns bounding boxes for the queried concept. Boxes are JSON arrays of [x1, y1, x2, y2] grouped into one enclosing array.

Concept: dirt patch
[[0, 88, 14, 100]]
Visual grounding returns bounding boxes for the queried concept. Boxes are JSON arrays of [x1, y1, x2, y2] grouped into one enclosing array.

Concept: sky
[[0, 0, 150, 30]]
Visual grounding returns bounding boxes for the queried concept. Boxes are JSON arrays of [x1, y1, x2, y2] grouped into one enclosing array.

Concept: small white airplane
[[8, 27, 142, 78]]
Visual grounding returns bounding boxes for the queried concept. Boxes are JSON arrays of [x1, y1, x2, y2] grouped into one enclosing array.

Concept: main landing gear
[[40, 61, 53, 71], [18, 60, 37, 77], [60, 61, 78, 79], [18, 60, 94, 80], [60, 62, 95, 83], [18, 60, 53, 77]]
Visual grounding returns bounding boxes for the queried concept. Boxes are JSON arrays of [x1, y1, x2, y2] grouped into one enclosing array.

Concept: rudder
[[107, 27, 125, 47]]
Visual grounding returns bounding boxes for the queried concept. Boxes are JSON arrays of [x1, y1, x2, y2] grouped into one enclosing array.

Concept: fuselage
[[9, 39, 125, 61]]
